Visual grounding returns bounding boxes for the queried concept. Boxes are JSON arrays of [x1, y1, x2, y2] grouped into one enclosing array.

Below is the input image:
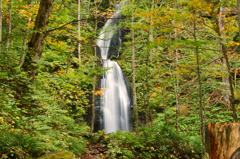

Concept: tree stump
[[205, 122, 240, 159]]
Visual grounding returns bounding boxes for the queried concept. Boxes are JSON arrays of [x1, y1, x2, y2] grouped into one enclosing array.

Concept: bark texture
[[78, 0, 81, 66], [205, 122, 240, 159], [22, 0, 55, 80], [218, 2, 238, 121], [131, 0, 139, 134], [219, 3, 230, 110], [193, 12, 204, 143], [6, 0, 13, 51], [0, 0, 2, 51], [237, 0, 240, 44], [20, 0, 34, 67], [91, 0, 98, 133]]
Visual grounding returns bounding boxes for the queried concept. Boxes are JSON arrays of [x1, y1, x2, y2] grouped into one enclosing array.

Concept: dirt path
[[79, 143, 108, 159]]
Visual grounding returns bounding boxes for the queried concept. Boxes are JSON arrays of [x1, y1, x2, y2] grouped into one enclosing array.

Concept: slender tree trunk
[[146, 0, 155, 127], [146, 54, 150, 127], [219, 5, 230, 110], [0, 0, 2, 51], [173, 72, 179, 133], [237, 0, 240, 44], [149, 0, 154, 63], [20, 0, 34, 67], [175, 51, 180, 114], [78, 0, 81, 66], [90, 0, 98, 133], [22, 0, 55, 80], [235, 71, 237, 89], [222, 44, 238, 122], [172, 5, 181, 132], [66, 39, 72, 74], [131, 0, 139, 134], [88, 0, 90, 14], [174, 35, 181, 115], [138, 68, 147, 126], [158, 65, 167, 125], [193, 12, 204, 143], [162, 88, 167, 125], [219, 3, 238, 121], [172, 44, 180, 133], [6, 0, 13, 52]]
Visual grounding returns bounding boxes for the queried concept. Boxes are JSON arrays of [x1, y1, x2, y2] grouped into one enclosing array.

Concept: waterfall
[[96, 3, 131, 133]]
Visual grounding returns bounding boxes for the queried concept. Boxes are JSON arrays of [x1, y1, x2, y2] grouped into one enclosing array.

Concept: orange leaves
[[26, 21, 35, 29], [92, 88, 107, 97], [55, 70, 65, 76], [15, 4, 39, 21]]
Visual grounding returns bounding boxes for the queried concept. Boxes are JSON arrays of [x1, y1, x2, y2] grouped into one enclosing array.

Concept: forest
[[0, 0, 240, 158]]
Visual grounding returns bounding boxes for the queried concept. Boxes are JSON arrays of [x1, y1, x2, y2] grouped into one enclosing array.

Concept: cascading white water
[[97, 3, 130, 133]]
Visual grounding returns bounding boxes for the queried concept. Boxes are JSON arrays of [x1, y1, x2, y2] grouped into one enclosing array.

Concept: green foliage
[[0, 68, 88, 158], [0, 130, 45, 158], [102, 125, 204, 159]]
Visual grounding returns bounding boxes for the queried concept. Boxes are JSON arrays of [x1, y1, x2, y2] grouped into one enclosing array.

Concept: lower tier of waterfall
[[98, 60, 131, 133]]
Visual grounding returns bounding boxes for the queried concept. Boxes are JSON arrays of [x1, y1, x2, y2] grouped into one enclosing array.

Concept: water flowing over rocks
[[94, 2, 132, 133]]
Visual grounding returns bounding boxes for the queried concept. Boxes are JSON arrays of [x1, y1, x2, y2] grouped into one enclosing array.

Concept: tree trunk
[[173, 49, 180, 133], [219, 3, 238, 121], [90, 0, 98, 133], [205, 122, 240, 159], [146, 0, 155, 126], [145, 53, 150, 127], [158, 65, 168, 125], [78, 0, 81, 66], [237, 0, 240, 44], [131, 0, 139, 134], [149, 0, 154, 63], [20, 0, 34, 67], [173, 71, 179, 133], [219, 4, 230, 110], [6, 0, 13, 52], [193, 12, 204, 143], [66, 38, 72, 74], [0, 0, 2, 51], [22, 0, 55, 80]]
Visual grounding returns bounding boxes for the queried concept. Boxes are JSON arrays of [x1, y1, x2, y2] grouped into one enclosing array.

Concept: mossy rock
[[37, 151, 74, 159]]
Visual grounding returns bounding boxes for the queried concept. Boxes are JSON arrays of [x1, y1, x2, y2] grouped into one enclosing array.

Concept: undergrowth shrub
[[102, 125, 204, 159], [0, 130, 46, 158]]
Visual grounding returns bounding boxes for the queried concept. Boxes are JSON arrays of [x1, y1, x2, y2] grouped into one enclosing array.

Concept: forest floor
[[79, 143, 108, 159]]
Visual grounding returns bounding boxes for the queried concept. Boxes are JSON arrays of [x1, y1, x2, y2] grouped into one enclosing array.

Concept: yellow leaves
[[211, 72, 228, 78], [26, 21, 35, 29], [55, 70, 65, 76], [184, 0, 212, 12], [16, 5, 39, 20], [150, 93, 157, 98], [228, 41, 240, 47]]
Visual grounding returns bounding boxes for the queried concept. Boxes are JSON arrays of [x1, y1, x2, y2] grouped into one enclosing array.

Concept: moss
[[37, 151, 74, 159]]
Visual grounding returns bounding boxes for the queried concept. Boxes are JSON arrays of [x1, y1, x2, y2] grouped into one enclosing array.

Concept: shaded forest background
[[0, 0, 240, 158]]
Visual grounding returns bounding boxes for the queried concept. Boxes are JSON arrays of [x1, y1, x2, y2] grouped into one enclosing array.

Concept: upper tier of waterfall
[[97, 3, 122, 59]]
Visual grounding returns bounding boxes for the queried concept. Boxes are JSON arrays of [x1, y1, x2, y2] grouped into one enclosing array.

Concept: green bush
[[103, 125, 204, 159], [0, 130, 46, 158]]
